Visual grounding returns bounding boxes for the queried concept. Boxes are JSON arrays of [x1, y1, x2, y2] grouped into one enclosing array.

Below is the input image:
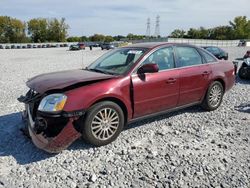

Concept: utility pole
[[146, 18, 151, 38], [154, 15, 160, 37]]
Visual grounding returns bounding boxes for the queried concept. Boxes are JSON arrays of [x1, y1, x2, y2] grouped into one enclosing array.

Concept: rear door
[[131, 47, 180, 118], [175, 46, 212, 106]]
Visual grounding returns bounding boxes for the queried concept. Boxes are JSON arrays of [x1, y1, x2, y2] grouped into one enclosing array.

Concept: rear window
[[200, 50, 217, 63]]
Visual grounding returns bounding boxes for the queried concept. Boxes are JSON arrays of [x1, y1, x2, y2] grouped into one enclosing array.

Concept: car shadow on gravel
[[0, 112, 54, 165], [0, 106, 209, 165], [235, 103, 250, 113], [0, 112, 94, 165]]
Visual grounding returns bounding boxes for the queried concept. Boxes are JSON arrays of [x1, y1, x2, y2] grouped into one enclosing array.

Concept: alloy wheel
[[208, 84, 222, 107], [91, 108, 119, 141]]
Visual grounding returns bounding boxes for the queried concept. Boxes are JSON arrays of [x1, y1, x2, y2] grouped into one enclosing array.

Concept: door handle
[[166, 78, 176, 84]]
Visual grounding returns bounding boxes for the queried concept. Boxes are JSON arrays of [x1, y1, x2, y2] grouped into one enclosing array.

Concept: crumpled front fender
[[28, 117, 81, 153]]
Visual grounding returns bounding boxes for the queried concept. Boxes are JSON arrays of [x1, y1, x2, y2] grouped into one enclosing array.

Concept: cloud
[[0, 0, 249, 36]]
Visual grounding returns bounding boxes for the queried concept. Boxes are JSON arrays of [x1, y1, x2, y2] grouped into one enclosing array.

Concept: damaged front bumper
[[21, 103, 84, 153]]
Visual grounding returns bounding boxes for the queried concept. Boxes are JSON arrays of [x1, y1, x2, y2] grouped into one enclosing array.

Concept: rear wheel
[[81, 101, 124, 146], [201, 81, 224, 111]]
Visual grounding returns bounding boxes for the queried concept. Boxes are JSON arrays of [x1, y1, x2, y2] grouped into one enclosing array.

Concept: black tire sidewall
[[82, 101, 124, 146], [239, 66, 247, 79], [203, 81, 224, 111]]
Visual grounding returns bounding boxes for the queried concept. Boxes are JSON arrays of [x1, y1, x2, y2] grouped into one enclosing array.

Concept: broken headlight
[[38, 94, 67, 112]]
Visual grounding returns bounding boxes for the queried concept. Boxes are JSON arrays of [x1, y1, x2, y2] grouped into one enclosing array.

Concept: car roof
[[126, 42, 173, 49], [125, 42, 197, 49]]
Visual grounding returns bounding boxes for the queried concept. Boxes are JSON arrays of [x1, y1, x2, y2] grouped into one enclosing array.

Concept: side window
[[200, 50, 217, 63], [142, 47, 175, 71], [176, 47, 203, 67]]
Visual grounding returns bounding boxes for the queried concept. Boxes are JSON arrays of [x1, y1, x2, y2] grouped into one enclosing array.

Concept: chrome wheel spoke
[[91, 107, 119, 141], [209, 85, 222, 107]]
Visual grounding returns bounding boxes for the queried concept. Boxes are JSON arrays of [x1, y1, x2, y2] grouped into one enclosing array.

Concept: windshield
[[87, 48, 147, 75]]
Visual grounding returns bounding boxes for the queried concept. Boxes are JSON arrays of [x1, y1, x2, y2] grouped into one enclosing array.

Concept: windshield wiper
[[86, 68, 117, 75]]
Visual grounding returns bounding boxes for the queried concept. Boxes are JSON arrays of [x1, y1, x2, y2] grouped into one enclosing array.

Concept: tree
[[104, 35, 114, 42], [126, 33, 145, 40], [89, 34, 105, 42], [113, 35, 125, 41], [47, 18, 69, 42], [67, 36, 81, 42], [209, 26, 234, 40], [27, 18, 48, 42], [0, 16, 26, 43], [229, 16, 250, 39], [170, 29, 186, 38]]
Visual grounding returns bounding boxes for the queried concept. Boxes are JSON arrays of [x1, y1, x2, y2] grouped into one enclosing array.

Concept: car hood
[[26, 69, 116, 94]]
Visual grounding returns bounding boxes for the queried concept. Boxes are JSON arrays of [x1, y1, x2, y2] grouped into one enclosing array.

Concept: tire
[[201, 81, 224, 111], [238, 65, 248, 79], [81, 101, 124, 146], [101, 47, 104, 50]]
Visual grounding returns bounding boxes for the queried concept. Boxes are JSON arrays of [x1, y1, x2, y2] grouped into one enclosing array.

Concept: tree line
[[170, 16, 250, 40], [0, 15, 249, 43], [0, 16, 69, 43]]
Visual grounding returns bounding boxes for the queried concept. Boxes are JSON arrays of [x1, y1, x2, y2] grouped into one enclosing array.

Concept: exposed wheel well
[[92, 97, 128, 124]]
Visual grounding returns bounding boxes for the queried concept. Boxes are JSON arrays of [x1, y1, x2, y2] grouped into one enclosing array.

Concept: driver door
[[131, 47, 180, 118]]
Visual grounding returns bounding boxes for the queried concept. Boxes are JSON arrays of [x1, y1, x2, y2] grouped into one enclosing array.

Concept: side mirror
[[137, 63, 159, 74]]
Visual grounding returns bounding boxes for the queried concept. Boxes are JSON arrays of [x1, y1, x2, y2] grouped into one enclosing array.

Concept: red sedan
[[18, 43, 235, 153]]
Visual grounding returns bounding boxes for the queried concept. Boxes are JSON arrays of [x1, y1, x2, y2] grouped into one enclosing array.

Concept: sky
[[0, 0, 249, 37]]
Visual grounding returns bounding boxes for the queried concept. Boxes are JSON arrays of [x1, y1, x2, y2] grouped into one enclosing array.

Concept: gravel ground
[[0, 47, 249, 188]]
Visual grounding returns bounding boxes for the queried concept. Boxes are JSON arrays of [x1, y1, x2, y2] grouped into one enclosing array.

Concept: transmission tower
[[146, 18, 151, 37], [154, 15, 160, 37]]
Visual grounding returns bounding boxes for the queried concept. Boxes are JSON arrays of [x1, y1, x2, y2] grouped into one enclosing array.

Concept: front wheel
[[81, 101, 124, 146], [201, 81, 224, 111], [238, 65, 248, 79]]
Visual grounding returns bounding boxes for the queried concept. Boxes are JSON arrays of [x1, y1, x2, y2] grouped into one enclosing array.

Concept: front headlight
[[38, 94, 67, 112]]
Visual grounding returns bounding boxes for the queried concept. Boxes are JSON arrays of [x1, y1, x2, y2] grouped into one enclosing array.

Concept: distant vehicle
[[18, 43, 235, 153], [238, 40, 246, 47], [33, 45, 37, 48], [92, 43, 100, 47], [42, 44, 46, 48], [5, 45, 10, 49], [60, 44, 64, 47], [0, 45, 4, 49], [27, 44, 32, 48], [63, 43, 68, 47], [202, 46, 228, 60], [101, 43, 115, 50], [243, 50, 250, 59], [46, 44, 51, 48], [51, 44, 57, 48], [77, 42, 85, 50], [69, 44, 80, 50], [22, 45, 27, 49], [238, 51, 250, 79], [16, 45, 21, 49], [11, 45, 16, 49], [238, 59, 250, 79], [37, 45, 41, 48], [56, 44, 60, 48]]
